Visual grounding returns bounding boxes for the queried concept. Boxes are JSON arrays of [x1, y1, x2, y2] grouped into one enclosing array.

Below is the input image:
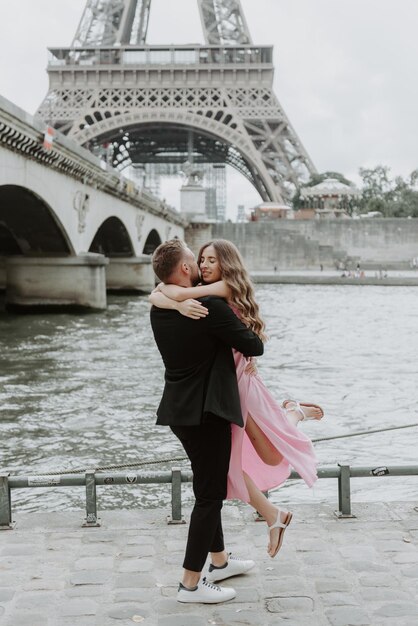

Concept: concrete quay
[[250, 272, 418, 286], [0, 502, 417, 626]]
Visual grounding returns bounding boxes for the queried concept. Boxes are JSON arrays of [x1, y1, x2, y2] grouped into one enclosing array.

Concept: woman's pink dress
[[227, 347, 318, 502]]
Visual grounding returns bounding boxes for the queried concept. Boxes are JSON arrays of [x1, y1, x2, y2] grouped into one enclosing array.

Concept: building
[[250, 202, 294, 221], [298, 177, 360, 219]]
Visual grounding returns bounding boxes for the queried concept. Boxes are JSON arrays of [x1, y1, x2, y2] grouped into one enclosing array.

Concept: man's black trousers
[[170, 414, 232, 572]]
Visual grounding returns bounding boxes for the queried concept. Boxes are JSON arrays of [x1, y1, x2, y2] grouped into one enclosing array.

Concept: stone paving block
[[60, 598, 98, 616], [296, 538, 330, 552], [304, 552, 339, 565], [3, 613, 46, 626], [263, 575, 311, 595], [126, 535, 157, 546], [320, 593, 359, 607], [106, 603, 150, 620], [315, 579, 352, 593], [153, 598, 189, 614], [22, 576, 66, 591], [0, 544, 40, 556], [81, 532, 118, 543], [58, 617, 97, 626], [267, 619, 326, 626], [116, 559, 154, 572], [392, 552, 418, 564], [74, 556, 114, 570], [113, 588, 153, 603], [347, 560, 390, 573], [359, 573, 394, 587], [265, 594, 314, 614], [214, 608, 266, 624], [325, 606, 371, 626], [163, 554, 184, 566], [401, 564, 418, 577], [374, 602, 418, 618], [114, 573, 157, 588], [376, 540, 412, 552], [118, 545, 156, 558], [229, 586, 259, 602], [359, 588, 413, 602], [0, 587, 15, 601], [69, 570, 112, 586], [158, 615, 207, 626], [65, 585, 107, 597], [337, 546, 379, 560], [14, 590, 58, 609], [261, 560, 301, 576]]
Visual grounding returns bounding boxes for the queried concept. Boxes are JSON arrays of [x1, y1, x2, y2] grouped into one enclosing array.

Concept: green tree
[[358, 165, 393, 215]]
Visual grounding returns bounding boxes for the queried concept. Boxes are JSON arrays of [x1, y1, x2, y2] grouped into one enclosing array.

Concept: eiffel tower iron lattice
[[37, 0, 317, 204]]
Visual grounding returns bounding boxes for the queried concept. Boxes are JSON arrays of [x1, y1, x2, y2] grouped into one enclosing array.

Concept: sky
[[1, 0, 417, 219]]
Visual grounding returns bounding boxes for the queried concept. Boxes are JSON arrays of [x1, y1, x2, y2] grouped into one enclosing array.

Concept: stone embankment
[[0, 502, 417, 625]]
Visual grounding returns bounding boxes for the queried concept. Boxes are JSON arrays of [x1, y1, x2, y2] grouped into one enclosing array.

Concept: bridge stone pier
[[0, 96, 185, 310]]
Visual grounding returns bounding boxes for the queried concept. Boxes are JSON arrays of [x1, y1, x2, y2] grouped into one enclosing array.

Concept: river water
[[1, 284, 417, 514]]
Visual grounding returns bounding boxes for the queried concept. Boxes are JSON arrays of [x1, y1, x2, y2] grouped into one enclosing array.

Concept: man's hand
[[178, 299, 209, 320]]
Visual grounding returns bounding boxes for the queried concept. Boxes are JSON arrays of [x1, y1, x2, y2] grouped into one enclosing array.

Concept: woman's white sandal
[[282, 400, 324, 421], [267, 509, 293, 558]]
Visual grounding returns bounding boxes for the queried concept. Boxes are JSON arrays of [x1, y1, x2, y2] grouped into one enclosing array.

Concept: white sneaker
[[177, 577, 236, 604], [205, 553, 255, 583]]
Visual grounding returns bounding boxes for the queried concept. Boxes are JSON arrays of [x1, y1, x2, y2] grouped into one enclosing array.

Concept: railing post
[[167, 467, 185, 525], [82, 470, 100, 527], [335, 464, 355, 518], [0, 473, 14, 530]]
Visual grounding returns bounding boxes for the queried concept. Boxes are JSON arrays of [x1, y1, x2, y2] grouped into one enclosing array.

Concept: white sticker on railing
[[27, 476, 61, 486]]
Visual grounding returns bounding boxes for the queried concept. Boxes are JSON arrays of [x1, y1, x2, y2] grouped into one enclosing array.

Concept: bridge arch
[[142, 228, 162, 255], [89, 216, 134, 257], [72, 111, 279, 202], [0, 185, 73, 256]]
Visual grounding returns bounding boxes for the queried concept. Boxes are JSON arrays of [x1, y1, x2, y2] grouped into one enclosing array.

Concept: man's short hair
[[152, 239, 187, 282]]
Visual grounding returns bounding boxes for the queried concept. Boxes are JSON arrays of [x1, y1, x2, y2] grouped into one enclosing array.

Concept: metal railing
[[1, 464, 417, 530]]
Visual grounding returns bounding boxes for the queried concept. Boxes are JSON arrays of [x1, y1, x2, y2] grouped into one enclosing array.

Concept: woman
[[150, 239, 323, 558]]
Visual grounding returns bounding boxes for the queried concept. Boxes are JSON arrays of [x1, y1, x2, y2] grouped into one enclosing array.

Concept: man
[[150, 239, 264, 604]]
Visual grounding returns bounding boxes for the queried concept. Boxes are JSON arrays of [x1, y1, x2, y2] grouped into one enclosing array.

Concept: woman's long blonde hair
[[198, 239, 267, 342]]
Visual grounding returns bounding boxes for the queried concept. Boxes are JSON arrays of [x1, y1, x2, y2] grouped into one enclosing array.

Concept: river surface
[[1, 284, 417, 514]]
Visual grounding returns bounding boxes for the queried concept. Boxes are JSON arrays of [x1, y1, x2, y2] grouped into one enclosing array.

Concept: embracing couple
[[150, 238, 323, 604]]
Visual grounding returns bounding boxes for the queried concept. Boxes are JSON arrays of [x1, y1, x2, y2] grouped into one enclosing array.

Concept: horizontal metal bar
[[8, 471, 194, 489], [7, 465, 418, 490]]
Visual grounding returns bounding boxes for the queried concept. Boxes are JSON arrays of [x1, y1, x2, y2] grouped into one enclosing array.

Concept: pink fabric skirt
[[227, 349, 318, 502]]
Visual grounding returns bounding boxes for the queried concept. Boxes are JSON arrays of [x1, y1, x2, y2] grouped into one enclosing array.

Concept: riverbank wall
[[199, 218, 418, 271]]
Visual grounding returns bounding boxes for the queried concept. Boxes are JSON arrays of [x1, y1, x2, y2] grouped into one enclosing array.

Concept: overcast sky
[[1, 0, 417, 217]]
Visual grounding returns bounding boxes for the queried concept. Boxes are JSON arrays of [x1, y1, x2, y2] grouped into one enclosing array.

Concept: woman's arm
[[149, 290, 208, 319], [159, 280, 230, 302]]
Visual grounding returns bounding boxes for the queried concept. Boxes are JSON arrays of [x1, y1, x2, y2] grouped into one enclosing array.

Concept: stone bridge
[[0, 95, 186, 310]]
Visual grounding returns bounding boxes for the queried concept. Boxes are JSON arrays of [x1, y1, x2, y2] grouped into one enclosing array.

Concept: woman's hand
[[244, 357, 258, 376], [178, 299, 209, 320]]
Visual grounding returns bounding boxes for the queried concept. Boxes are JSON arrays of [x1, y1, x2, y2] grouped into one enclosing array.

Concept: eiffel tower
[[37, 0, 317, 204]]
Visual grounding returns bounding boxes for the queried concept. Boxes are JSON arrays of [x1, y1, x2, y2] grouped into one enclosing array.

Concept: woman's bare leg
[[243, 471, 290, 557], [245, 414, 283, 466]]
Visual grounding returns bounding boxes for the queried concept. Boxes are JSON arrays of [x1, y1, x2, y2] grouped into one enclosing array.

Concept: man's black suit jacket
[[150, 296, 264, 427]]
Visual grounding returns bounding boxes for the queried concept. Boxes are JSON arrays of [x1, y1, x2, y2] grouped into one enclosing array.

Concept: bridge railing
[[1, 464, 417, 530]]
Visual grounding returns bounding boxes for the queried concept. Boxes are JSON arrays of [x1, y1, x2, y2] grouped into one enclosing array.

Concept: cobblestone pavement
[[0, 502, 417, 626]]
